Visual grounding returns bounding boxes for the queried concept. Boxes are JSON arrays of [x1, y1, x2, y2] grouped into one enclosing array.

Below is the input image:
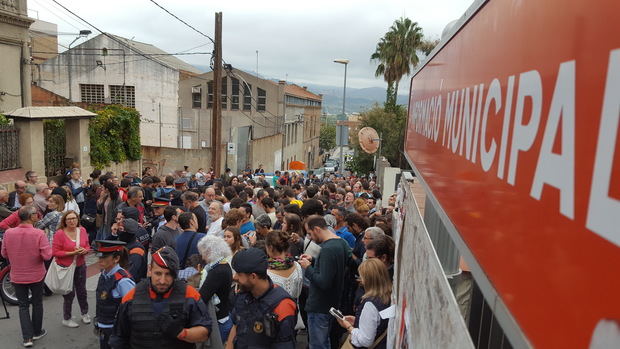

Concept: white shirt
[[267, 262, 303, 300], [207, 217, 224, 237], [64, 199, 80, 215], [351, 301, 382, 348]]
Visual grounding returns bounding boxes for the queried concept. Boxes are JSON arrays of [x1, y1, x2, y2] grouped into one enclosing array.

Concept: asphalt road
[[0, 280, 99, 348]]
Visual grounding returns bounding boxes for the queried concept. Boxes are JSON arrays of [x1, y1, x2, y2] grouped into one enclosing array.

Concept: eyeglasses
[[66, 217, 78, 221]]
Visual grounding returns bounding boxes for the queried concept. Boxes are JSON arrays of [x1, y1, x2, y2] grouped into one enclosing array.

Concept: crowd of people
[[0, 165, 398, 349]]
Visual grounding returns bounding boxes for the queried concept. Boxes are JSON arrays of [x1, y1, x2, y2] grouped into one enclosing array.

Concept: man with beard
[[226, 248, 297, 348], [110, 247, 211, 348]]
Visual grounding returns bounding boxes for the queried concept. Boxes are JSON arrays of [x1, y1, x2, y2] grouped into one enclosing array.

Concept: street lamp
[[68, 30, 92, 101], [333, 58, 349, 175]]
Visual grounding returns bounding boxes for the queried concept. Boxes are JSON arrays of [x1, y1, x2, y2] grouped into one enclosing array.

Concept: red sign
[[406, 0, 620, 347]]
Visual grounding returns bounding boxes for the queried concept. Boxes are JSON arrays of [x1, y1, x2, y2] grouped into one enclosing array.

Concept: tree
[[349, 104, 408, 175], [371, 17, 424, 110], [319, 123, 336, 153]]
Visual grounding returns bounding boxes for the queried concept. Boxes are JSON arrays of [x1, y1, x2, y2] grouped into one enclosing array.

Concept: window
[[181, 136, 192, 149], [231, 78, 239, 110], [243, 82, 252, 111], [192, 85, 202, 108], [221, 77, 228, 110], [109, 85, 135, 107], [182, 118, 192, 129], [257, 88, 266, 112], [80, 84, 104, 104], [207, 81, 214, 109]]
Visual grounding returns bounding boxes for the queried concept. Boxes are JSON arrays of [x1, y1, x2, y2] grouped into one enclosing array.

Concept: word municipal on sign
[[410, 49, 620, 247]]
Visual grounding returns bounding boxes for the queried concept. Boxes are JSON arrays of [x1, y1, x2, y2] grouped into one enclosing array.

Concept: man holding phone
[[299, 215, 351, 349]]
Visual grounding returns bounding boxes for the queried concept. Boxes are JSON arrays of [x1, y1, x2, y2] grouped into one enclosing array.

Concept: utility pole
[[212, 12, 223, 177]]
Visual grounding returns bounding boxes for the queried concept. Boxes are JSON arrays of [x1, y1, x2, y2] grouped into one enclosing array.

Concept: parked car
[[324, 160, 338, 173]]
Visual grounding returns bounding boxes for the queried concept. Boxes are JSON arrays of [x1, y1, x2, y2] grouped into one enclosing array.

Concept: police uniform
[[118, 218, 147, 283], [109, 247, 212, 349], [230, 248, 297, 349], [95, 240, 136, 349]]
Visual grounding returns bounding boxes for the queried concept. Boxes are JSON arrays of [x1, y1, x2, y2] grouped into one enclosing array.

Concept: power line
[[50, 0, 185, 72], [31, 50, 212, 56], [148, 0, 215, 45]]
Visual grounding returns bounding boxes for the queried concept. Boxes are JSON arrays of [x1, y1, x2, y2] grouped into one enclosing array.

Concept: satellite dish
[[358, 127, 380, 154]]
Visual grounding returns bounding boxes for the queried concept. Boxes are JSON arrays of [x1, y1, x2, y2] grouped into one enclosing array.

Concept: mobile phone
[[329, 307, 345, 321]]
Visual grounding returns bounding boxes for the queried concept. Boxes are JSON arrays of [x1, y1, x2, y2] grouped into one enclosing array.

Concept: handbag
[[340, 329, 387, 349], [45, 229, 80, 295]]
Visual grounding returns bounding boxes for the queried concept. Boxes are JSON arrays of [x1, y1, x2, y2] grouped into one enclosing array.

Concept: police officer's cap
[[231, 248, 268, 274], [152, 246, 180, 277], [94, 240, 126, 257], [151, 197, 170, 207]]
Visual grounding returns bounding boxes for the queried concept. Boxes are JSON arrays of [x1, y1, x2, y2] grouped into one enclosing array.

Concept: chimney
[[302, 86, 307, 90], [278, 80, 286, 85]]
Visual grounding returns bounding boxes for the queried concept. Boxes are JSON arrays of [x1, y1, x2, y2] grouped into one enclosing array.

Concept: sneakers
[[33, 329, 47, 340], [81, 314, 91, 324], [23, 339, 33, 347], [62, 319, 80, 328]]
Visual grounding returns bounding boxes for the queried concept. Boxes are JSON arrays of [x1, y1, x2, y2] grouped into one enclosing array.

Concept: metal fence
[[0, 125, 19, 171]]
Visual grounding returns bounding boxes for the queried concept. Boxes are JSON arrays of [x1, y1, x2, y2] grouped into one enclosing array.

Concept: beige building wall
[[178, 70, 285, 173], [0, 0, 33, 113], [251, 134, 283, 172], [29, 19, 57, 64]]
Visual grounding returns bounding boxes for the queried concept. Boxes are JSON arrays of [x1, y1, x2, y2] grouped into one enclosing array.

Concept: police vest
[[233, 283, 295, 348], [96, 268, 131, 326], [128, 279, 194, 349], [126, 241, 147, 283]]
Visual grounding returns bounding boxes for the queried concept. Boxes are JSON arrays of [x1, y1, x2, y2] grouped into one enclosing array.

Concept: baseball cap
[[231, 248, 268, 274]]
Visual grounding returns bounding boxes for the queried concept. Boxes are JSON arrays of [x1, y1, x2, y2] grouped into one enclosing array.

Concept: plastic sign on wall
[[405, 0, 620, 348]]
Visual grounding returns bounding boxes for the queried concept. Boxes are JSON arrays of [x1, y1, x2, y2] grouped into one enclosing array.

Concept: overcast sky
[[28, 0, 473, 90]]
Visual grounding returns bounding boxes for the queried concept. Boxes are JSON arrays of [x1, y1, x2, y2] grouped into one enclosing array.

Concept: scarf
[[268, 256, 295, 270]]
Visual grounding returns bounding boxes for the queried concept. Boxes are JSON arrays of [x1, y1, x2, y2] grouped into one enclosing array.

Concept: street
[[0, 267, 99, 348]]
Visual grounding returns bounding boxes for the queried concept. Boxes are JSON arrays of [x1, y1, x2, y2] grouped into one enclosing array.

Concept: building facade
[[36, 33, 202, 149], [0, 0, 33, 114], [284, 84, 322, 169], [178, 71, 322, 173]]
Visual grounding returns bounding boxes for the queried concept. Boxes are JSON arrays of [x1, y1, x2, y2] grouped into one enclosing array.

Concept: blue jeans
[[307, 312, 332, 349], [218, 316, 233, 343]]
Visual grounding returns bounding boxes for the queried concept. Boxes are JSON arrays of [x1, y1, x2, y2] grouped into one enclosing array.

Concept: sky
[[28, 0, 473, 90]]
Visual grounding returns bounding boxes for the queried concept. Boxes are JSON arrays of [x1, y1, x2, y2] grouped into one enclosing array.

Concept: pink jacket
[[0, 210, 20, 230], [1, 224, 52, 284], [52, 227, 90, 267]]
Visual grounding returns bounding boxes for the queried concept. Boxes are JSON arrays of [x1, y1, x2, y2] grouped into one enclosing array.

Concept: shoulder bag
[[45, 229, 80, 295]]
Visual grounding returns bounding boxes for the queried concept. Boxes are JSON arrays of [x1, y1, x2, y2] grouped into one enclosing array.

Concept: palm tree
[[371, 17, 423, 108]]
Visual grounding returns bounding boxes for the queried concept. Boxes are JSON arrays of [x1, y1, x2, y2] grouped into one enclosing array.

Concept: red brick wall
[[31, 85, 70, 106]]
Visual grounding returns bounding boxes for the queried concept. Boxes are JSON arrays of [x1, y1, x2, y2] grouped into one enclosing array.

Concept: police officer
[[227, 248, 297, 349], [94, 240, 136, 349], [117, 218, 147, 283], [110, 246, 211, 348]]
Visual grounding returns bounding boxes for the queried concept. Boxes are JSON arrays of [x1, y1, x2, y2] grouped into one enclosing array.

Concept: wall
[[178, 69, 284, 173], [389, 175, 473, 348], [29, 19, 57, 64], [0, 0, 33, 113], [251, 133, 283, 173], [37, 34, 181, 148]]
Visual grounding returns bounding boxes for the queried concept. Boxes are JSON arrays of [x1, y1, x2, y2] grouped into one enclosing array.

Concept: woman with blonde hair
[[52, 210, 91, 328], [337, 258, 391, 349]]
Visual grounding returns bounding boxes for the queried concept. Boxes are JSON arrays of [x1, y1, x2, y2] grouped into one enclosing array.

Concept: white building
[[36, 33, 202, 149]]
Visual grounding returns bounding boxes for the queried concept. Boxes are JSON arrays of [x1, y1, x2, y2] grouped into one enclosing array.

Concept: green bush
[[89, 105, 141, 169]]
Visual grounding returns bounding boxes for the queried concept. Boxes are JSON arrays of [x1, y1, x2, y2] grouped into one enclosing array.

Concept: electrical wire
[[148, 0, 215, 45], [50, 0, 187, 72], [31, 50, 212, 56]]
